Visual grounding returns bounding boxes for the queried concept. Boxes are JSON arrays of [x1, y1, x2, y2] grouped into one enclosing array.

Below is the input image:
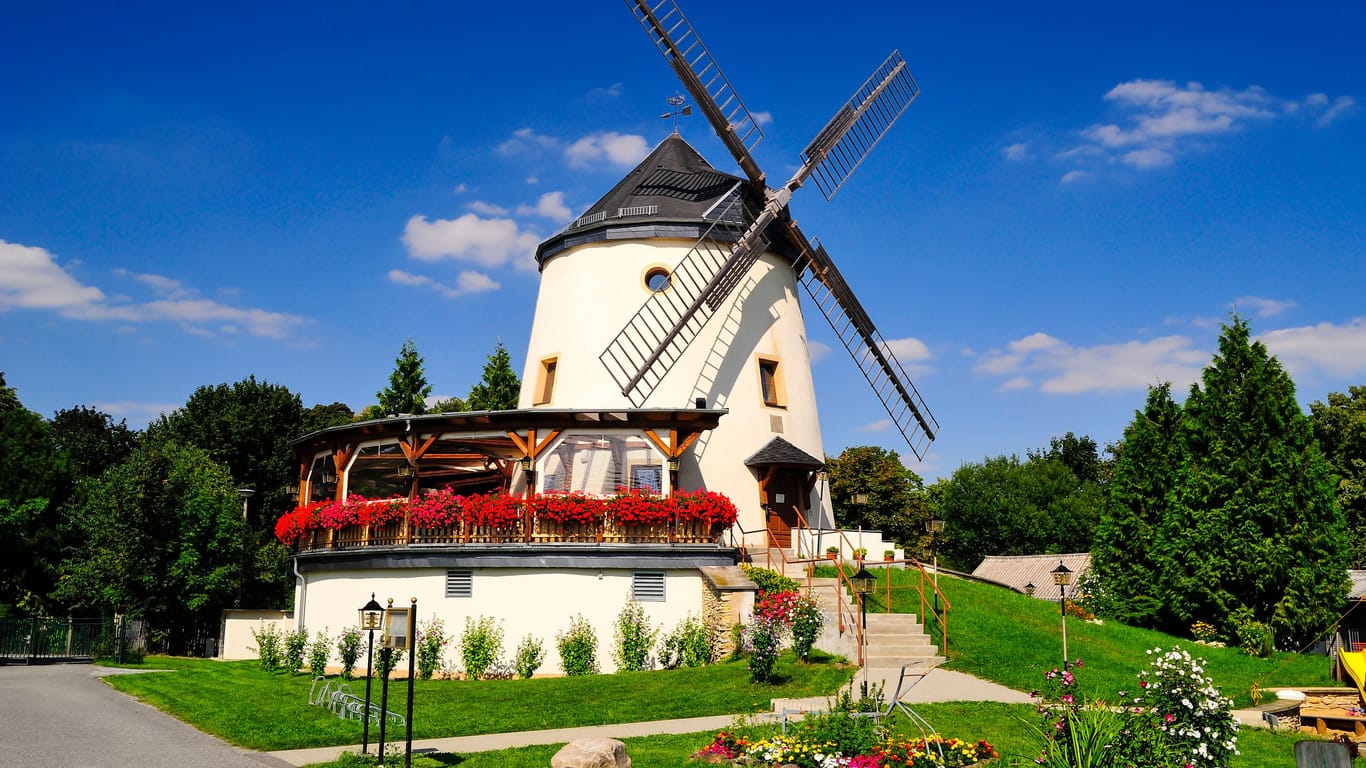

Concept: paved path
[[0, 662, 288, 768], [269, 665, 1034, 767]]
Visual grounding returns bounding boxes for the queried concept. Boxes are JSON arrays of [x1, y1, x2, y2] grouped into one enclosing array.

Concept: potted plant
[[884, 549, 896, 562], [826, 545, 839, 561], [854, 547, 867, 561]]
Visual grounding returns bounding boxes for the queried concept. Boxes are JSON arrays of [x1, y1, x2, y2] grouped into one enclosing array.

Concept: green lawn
[[107, 569, 1346, 766], [103, 652, 853, 751]]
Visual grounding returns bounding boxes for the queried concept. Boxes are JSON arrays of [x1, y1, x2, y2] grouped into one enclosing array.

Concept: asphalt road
[[0, 662, 286, 768]]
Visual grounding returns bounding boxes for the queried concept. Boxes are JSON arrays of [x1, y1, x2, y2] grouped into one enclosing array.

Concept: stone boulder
[[551, 737, 631, 768]]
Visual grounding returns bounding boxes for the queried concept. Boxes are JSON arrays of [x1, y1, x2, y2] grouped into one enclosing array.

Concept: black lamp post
[[235, 488, 255, 609], [851, 564, 876, 630], [359, 594, 383, 755], [1024, 582, 1036, 597], [1052, 561, 1073, 667]]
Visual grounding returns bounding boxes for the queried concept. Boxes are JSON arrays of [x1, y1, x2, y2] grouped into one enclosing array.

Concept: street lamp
[[851, 564, 876, 630], [1024, 582, 1036, 597], [359, 594, 384, 755], [1052, 560, 1073, 667], [235, 488, 255, 609]]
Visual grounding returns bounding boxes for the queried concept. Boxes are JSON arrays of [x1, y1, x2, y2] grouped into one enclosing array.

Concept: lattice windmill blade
[[788, 225, 938, 459], [623, 0, 767, 186], [799, 50, 920, 200], [600, 189, 772, 404]]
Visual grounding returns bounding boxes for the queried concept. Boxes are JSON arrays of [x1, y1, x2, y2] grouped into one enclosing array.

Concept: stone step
[[864, 626, 928, 639], [865, 656, 946, 673], [865, 642, 941, 657]]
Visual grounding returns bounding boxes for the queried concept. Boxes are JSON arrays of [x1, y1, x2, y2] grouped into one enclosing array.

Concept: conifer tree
[[466, 341, 521, 412], [1310, 386, 1366, 567], [1159, 317, 1347, 647], [376, 339, 431, 416], [1090, 383, 1182, 626]]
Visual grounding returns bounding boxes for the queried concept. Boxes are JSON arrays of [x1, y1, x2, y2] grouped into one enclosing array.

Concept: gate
[[0, 617, 111, 664]]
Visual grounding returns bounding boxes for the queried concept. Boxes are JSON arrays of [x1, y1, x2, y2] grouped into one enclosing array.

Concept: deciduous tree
[[826, 446, 927, 545], [1310, 386, 1366, 567]]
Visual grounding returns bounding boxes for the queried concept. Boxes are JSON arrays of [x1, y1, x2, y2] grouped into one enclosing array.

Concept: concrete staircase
[[761, 549, 945, 674]]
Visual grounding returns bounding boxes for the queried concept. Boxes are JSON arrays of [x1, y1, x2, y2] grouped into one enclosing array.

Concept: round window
[[644, 267, 672, 292]]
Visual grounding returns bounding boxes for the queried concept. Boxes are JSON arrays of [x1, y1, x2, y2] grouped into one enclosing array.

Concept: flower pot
[[884, 555, 895, 562], [826, 552, 838, 561]]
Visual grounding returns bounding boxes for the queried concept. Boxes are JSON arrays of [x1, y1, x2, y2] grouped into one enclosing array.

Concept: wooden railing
[[297, 516, 725, 552]]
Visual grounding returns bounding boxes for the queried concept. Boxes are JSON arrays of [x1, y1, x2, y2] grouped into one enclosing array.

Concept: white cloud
[[402, 213, 540, 271], [453, 183, 468, 194], [1120, 148, 1174, 169], [1259, 318, 1366, 379], [0, 240, 108, 312], [1060, 170, 1087, 185], [466, 201, 508, 216], [516, 191, 573, 222], [1064, 79, 1340, 174], [564, 132, 649, 170], [1233, 295, 1296, 318], [587, 82, 624, 99], [752, 111, 774, 127], [1316, 95, 1358, 128], [497, 127, 558, 157], [0, 240, 306, 338], [977, 332, 1206, 394], [882, 336, 931, 362], [1002, 142, 1028, 161], [808, 340, 832, 363], [388, 269, 501, 299], [858, 419, 892, 433]]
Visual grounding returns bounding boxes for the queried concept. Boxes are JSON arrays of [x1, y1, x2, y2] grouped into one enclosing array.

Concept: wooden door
[[764, 472, 804, 549]]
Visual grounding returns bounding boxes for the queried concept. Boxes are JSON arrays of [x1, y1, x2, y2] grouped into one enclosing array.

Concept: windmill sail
[[623, 0, 766, 186], [599, 190, 770, 404], [802, 51, 920, 200], [789, 230, 938, 459]]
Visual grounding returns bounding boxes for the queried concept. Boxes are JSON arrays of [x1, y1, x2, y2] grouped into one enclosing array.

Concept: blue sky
[[2, 1, 1362, 481]]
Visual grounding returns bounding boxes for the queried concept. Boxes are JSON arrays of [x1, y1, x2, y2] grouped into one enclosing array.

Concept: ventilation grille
[[445, 569, 472, 598], [633, 571, 666, 602]]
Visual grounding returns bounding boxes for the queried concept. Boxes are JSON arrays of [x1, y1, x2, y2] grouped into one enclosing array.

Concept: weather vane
[[660, 92, 692, 135]]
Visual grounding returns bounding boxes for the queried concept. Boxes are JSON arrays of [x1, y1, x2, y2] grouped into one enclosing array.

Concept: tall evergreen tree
[[1090, 383, 1182, 626], [1159, 317, 1347, 647], [376, 338, 431, 415], [1310, 386, 1366, 567], [466, 341, 521, 411]]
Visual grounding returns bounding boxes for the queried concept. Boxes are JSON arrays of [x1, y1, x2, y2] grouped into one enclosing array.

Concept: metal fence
[[0, 616, 149, 664]]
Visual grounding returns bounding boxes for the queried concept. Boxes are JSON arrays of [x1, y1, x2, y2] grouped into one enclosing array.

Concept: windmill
[[600, 0, 938, 460]]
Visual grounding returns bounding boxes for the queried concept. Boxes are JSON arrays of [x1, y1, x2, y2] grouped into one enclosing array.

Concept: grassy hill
[[903, 570, 1337, 705]]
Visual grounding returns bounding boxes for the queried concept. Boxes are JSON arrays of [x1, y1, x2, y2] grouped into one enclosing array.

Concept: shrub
[[740, 563, 799, 596], [335, 627, 362, 680], [513, 634, 546, 679], [460, 616, 505, 680], [790, 593, 823, 660], [557, 614, 599, 676], [1234, 616, 1274, 657], [791, 708, 882, 758], [612, 599, 659, 672], [1191, 620, 1218, 643], [747, 617, 782, 683], [659, 613, 715, 669], [250, 623, 284, 672], [415, 617, 449, 680], [376, 647, 403, 678], [284, 628, 308, 674], [307, 627, 332, 675], [728, 622, 746, 661], [1125, 646, 1238, 768]]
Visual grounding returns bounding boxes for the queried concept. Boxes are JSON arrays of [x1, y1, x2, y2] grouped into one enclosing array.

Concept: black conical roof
[[537, 134, 785, 264]]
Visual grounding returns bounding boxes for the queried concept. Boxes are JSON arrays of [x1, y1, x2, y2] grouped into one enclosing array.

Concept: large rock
[[551, 738, 631, 768]]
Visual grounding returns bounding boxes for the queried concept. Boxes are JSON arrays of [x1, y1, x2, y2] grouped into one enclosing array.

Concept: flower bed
[[276, 488, 738, 546], [692, 730, 996, 767]]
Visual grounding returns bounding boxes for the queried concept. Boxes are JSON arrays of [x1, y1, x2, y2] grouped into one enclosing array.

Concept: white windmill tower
[[519, 0, 937, 551]]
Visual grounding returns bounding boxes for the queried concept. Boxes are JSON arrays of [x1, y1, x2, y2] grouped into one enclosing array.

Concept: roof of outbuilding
[[1350, 570, 1366, 600], [743, 436, 825, 469], [972, 552, 1092, 602]]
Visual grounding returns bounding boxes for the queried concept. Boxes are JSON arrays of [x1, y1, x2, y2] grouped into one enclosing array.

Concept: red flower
[[606, 487, 672, 525], [532, 491, 605, 524], [462, 492, 523, 528]]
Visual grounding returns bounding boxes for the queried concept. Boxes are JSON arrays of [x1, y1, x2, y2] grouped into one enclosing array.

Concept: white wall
[[294, 567, 707, 675], [520, 239, 832, 535], [220, 609, 294, 660]]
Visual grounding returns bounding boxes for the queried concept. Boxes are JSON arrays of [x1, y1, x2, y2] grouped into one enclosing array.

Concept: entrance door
[[764, 471, 805, 549]]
